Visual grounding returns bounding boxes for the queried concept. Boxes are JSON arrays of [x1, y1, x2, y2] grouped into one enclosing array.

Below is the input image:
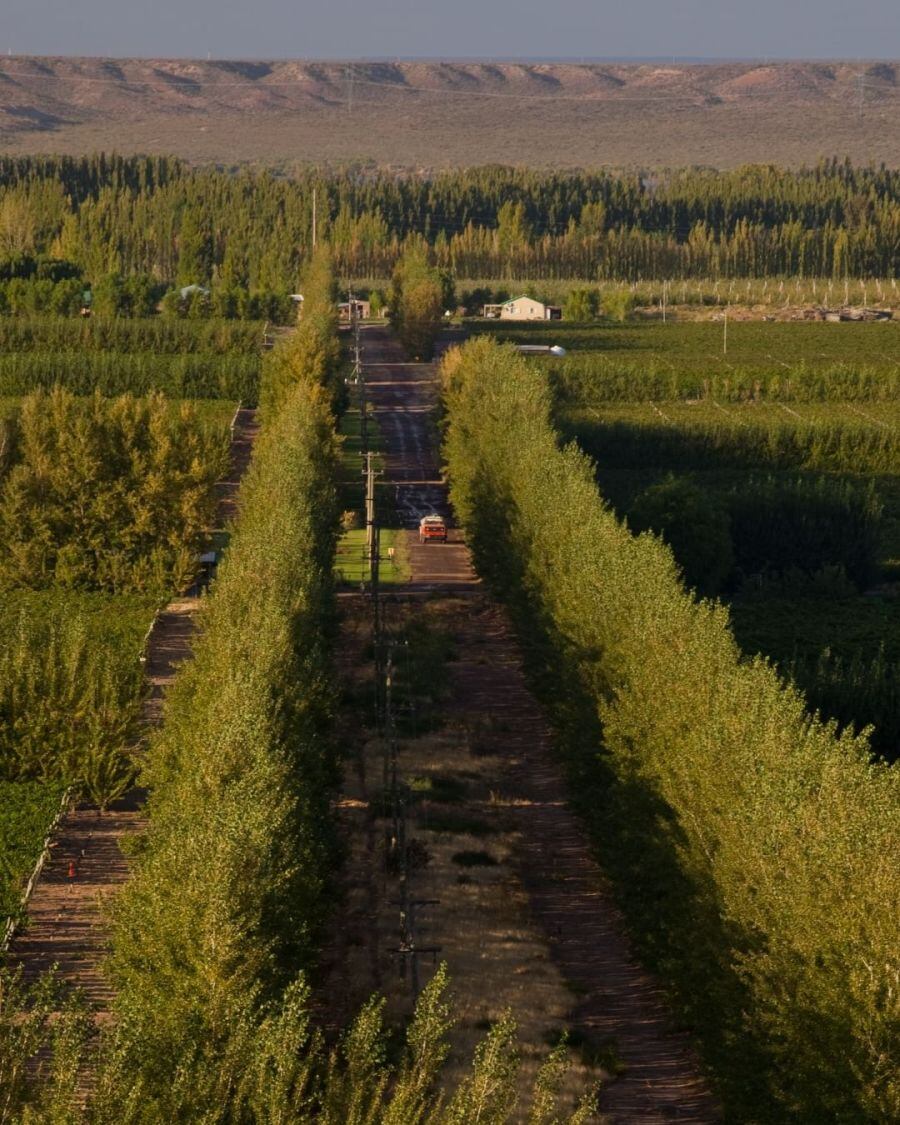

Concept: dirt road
[[325, 328, 719, 1121], [361, 326, 476, 591]]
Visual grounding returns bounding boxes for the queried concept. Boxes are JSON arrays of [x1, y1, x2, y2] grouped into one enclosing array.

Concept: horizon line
[[2, 53, 898, 65]]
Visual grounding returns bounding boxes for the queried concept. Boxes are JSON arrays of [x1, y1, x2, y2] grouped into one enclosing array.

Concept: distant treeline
[[1, 155, 900, 285], [0, 253, 298, 321]]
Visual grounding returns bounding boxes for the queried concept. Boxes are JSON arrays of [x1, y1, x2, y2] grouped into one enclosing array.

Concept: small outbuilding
[[483, 296, 562, 321], [338, 299, 371, 321]]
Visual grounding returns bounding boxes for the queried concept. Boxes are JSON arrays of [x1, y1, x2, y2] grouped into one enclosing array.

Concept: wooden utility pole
[[364, 451, 381, 597], [364, 451, 376, 558], [312, 187, 317, 250], [723, 306, 728, 356]]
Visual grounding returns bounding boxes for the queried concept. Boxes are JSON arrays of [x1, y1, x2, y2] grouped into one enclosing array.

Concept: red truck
[[418, 514, 448, 543]]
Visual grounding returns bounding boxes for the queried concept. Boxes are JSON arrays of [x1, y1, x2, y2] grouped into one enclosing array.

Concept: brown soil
[[1, 58, 898, 168], [214, 406, 259, 526], [317, 328, 719, 1120], [450, 603, 718, 1123]]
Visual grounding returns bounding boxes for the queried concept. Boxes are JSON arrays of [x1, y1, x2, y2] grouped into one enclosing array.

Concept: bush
[[563, 288, 599, 321], [601, 287, 635, 322], [629, 475, 733, 596]]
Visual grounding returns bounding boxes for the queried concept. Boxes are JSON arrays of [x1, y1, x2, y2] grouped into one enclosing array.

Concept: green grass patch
[[335, 402, 409, 585], [0, 780, 67, 922], [422, 811, 497, 837], [334, 527, 410, 587], [409, 774, 468, 803]]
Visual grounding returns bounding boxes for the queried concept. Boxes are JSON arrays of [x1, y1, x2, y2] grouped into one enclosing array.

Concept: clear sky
[[3, 0, 899, 61]]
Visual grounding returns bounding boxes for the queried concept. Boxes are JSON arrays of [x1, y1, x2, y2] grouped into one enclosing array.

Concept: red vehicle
[[418, 515, 447, 543]]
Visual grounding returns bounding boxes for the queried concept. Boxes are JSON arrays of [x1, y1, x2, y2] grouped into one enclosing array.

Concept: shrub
[[563, 288, 599, 321], [628, 476, 734, 596]]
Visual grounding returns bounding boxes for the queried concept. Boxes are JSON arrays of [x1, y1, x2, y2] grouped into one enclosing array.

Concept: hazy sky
[[3, 0, 899, 60]]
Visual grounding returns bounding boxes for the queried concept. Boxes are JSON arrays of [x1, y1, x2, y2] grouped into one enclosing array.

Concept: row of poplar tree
[[441, 336, 900, 1123], [2, 155, 900, 288]]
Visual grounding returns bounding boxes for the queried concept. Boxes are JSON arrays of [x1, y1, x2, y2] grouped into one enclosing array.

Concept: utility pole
[[391, 898, 441, 999], [350, 289, 367, 451], [723, 305, 728, 356], [364, 451, 381, 598], [383, 643, 440, 1000], [661, 279, 667, 324], [346, 64, 354, 116], [312, 187, 317, 250]]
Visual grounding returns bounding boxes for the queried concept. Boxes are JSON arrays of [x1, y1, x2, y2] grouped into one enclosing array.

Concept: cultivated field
[[481, 318, 900, 769], [2, 149, 899, 1120]]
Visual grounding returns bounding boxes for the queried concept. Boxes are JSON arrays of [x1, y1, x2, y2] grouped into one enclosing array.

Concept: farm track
[[7, 408, 259, 1014], [322, 328, 718, 1121], [362, 326, 477, 590]]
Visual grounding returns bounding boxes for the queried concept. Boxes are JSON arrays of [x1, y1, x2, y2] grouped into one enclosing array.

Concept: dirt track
[[361, 326, 477, 591], [6, 410, 258, 1011], [323, 328, 719, 1121], [449, 603, 718, 1123]]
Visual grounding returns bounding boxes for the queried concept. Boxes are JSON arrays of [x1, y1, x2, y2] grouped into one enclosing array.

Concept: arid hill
[[1, 57, 899, 168]]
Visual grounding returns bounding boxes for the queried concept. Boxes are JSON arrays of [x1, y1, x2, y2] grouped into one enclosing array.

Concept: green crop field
[[0, 780, 67, 924], [473, 320, 900, 403], [482, 318, 900, 765], [0, 318, 266, 355]]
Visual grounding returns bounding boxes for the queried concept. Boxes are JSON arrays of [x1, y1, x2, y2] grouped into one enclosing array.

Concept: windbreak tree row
[[441, 337, 900, 1123], [3, 155, 900, 281], [99, 361, 342, 1117], [259, 246, 342, 421]]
